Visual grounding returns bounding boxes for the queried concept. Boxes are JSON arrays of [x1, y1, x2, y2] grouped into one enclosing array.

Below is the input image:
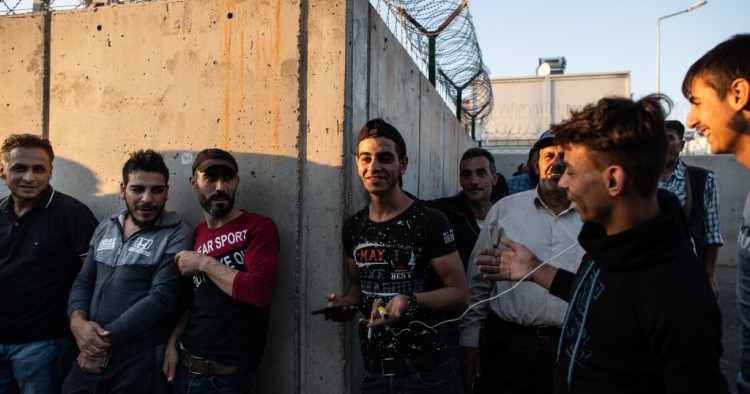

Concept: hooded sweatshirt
[[548, 192, 727, 393]]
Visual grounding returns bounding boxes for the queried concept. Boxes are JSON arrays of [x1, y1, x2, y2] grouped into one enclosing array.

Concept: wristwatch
[[403, 292, 418, 315]]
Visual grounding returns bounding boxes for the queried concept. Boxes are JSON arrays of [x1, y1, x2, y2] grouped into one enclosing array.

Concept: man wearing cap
[[658, 120, 722, 299], [64, 149, 193, 393], [163, 148, 279, 394], [460, 130, 584, 394], [324, 118, 468, 393]]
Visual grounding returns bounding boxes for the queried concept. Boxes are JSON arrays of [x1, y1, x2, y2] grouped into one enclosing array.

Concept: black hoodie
[[548, 192, 727, 393]]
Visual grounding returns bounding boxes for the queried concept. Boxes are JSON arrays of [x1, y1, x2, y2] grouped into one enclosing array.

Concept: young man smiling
[[324, 118, 468, 394], [682, 33, 750, 393], [472, 96, 726, 393]]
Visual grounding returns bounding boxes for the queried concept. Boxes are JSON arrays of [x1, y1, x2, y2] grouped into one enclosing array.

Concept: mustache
[[207, 191, 232, 202], [135, 203, 158, 210]]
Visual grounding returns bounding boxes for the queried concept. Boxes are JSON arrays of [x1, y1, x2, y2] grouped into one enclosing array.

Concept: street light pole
[[656, 0, 707, 94]]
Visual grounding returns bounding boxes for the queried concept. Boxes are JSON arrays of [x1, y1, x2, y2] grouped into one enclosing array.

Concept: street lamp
[[656, 0, 707, 94]]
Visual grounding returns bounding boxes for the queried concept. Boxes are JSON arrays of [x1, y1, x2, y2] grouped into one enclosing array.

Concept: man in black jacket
[[425, 147, 501, 269], [474, 95, 726, 393]]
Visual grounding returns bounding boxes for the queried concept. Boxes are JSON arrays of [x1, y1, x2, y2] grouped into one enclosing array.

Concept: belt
[[180, 351, 247, 376], [488, 314, 562, 339], [363, 352, 449, 376]]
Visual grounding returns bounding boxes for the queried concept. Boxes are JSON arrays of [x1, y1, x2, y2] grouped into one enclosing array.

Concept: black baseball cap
[[357, 118, 407, 157], [192, 148, 238, 174]]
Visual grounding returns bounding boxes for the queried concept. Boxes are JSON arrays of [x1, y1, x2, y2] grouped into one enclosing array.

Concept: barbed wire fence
[[370, 0, 493, 141]]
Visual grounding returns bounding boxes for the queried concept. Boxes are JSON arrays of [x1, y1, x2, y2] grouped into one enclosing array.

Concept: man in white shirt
[[459, 130, 584, 394]]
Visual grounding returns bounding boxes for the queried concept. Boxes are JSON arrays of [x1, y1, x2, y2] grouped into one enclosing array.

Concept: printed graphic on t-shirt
[[562, 262, 604, 369], [193, 229, 248, 289]]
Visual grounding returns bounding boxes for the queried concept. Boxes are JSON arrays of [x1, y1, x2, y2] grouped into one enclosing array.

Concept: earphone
[[378, 240, 581, 338]]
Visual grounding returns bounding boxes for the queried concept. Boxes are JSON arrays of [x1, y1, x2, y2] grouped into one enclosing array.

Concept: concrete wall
[[0, 0, 470, 392], [496, 153, 750, 266]]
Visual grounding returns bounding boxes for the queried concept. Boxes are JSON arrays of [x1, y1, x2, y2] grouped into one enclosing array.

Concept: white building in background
[[480, 68, 630, 153]]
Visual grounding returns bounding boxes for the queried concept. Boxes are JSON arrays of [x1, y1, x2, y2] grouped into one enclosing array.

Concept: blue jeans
[[361, 358, 460, 394], [738, 258, 750, 394], [172, 364, 254, 394], [0, 337, 76, 394]]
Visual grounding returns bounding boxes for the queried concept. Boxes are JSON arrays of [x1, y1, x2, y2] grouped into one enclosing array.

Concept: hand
[[175, 251, 207, 276], [358, 296, 407, 328], [323, 293, 358, 322], [475, 236, 541, 282], [709, 276, 720, 300], [77, 353, 104, 375], [460, 347, 481, 393], [70, 313, 111, 357], [162, 339, 180, 382]]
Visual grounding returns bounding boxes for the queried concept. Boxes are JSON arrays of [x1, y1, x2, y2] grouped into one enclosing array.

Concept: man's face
[[0, 147, 53, 205], [356, 137, 407, 196], [665, 128, 685, 166], [120, 170, 168, 228], [559, 144, 611, 224], [459, 156, 497, 204], [687, 76, 746, 154], [191, 166, 239, 218], [537, 145, 565, 195]]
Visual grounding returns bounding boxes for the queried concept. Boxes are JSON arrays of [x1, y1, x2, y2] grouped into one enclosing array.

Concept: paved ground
[[718, 264, 740, 393]]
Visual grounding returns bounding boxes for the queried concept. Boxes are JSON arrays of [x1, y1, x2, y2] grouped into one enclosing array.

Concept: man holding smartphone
[[324, 118, 468, 394]]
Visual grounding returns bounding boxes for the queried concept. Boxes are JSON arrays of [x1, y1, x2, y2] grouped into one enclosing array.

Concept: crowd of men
[[0, 33, 748, 394]]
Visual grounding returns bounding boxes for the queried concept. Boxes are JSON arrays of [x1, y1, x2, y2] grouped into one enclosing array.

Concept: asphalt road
[[718, 264, 740, 393]]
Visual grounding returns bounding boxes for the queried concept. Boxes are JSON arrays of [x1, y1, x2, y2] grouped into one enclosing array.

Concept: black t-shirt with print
[[342, 201, 457, 359]]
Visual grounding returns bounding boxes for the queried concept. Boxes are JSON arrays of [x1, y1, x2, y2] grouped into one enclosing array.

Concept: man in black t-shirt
[[0, 134, 98, 393], [324, 118, 468, 394]]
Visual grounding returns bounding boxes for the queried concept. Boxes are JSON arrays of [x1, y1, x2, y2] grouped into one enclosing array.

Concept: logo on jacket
[[97, 238, 117, 251], [128, 237, 154, 257]]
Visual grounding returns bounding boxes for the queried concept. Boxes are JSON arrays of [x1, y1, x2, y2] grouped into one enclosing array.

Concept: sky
[[468, 0, 750, 124]]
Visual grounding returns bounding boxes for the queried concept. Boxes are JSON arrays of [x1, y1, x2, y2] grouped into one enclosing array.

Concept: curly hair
[[1, 134, 54, 163], [122, 149, 169, 184], [552, 94, 672, 197]]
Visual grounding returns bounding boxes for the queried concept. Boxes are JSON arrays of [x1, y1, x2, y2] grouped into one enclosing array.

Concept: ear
[[728, 77, 750, 112], [604, 165, 626, 197], [119, 182, 126, 200], [189, 175, 198, 191], [400, 156, 409, 174], [679, 140, 686, 152], [0, 163, 6, 181], [491, 172, 499, 186]]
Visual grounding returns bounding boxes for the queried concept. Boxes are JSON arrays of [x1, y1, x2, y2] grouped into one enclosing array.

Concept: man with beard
[[460, 130, 584, 393], [163, 148, 279, 394], [64, 149, 193, 393], [658, 120, 722, 299]]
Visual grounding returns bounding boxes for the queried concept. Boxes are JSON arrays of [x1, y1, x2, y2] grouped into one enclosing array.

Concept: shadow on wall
[[0, 149, 351, 394]]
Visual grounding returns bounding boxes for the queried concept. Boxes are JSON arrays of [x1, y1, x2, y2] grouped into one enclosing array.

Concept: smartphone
[[311, 304, 353, 315], [100, 349, 112, 370]]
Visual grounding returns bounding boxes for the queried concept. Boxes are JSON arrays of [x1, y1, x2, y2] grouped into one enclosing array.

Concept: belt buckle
[[380, 357, 396, 376], [188, 356, 208, 375]]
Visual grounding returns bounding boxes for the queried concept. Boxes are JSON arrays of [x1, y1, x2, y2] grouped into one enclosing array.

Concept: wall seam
[[42, 9, 51, 138], [296, 0, 309, 393]]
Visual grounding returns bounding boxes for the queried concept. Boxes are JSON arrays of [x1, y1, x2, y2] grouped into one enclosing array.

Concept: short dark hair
[[1, 134, 54, 163], [682, 34, 750, 103], [122, 149, 169, 185], [552, 94, 671, 197], [665, 120, 686, 140], [460, 147, 496, 173]]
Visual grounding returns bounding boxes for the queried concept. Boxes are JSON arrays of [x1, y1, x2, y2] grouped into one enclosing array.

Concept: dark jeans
[[63, 342, 169, 394], [172, 363, 254, 394], [0, 336, 77, 394], [474, 314, 559, 394], [361, 356, 460, 394]]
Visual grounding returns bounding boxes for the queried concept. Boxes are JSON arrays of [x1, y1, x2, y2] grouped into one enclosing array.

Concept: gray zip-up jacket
[[68, 210, 193, 348]]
